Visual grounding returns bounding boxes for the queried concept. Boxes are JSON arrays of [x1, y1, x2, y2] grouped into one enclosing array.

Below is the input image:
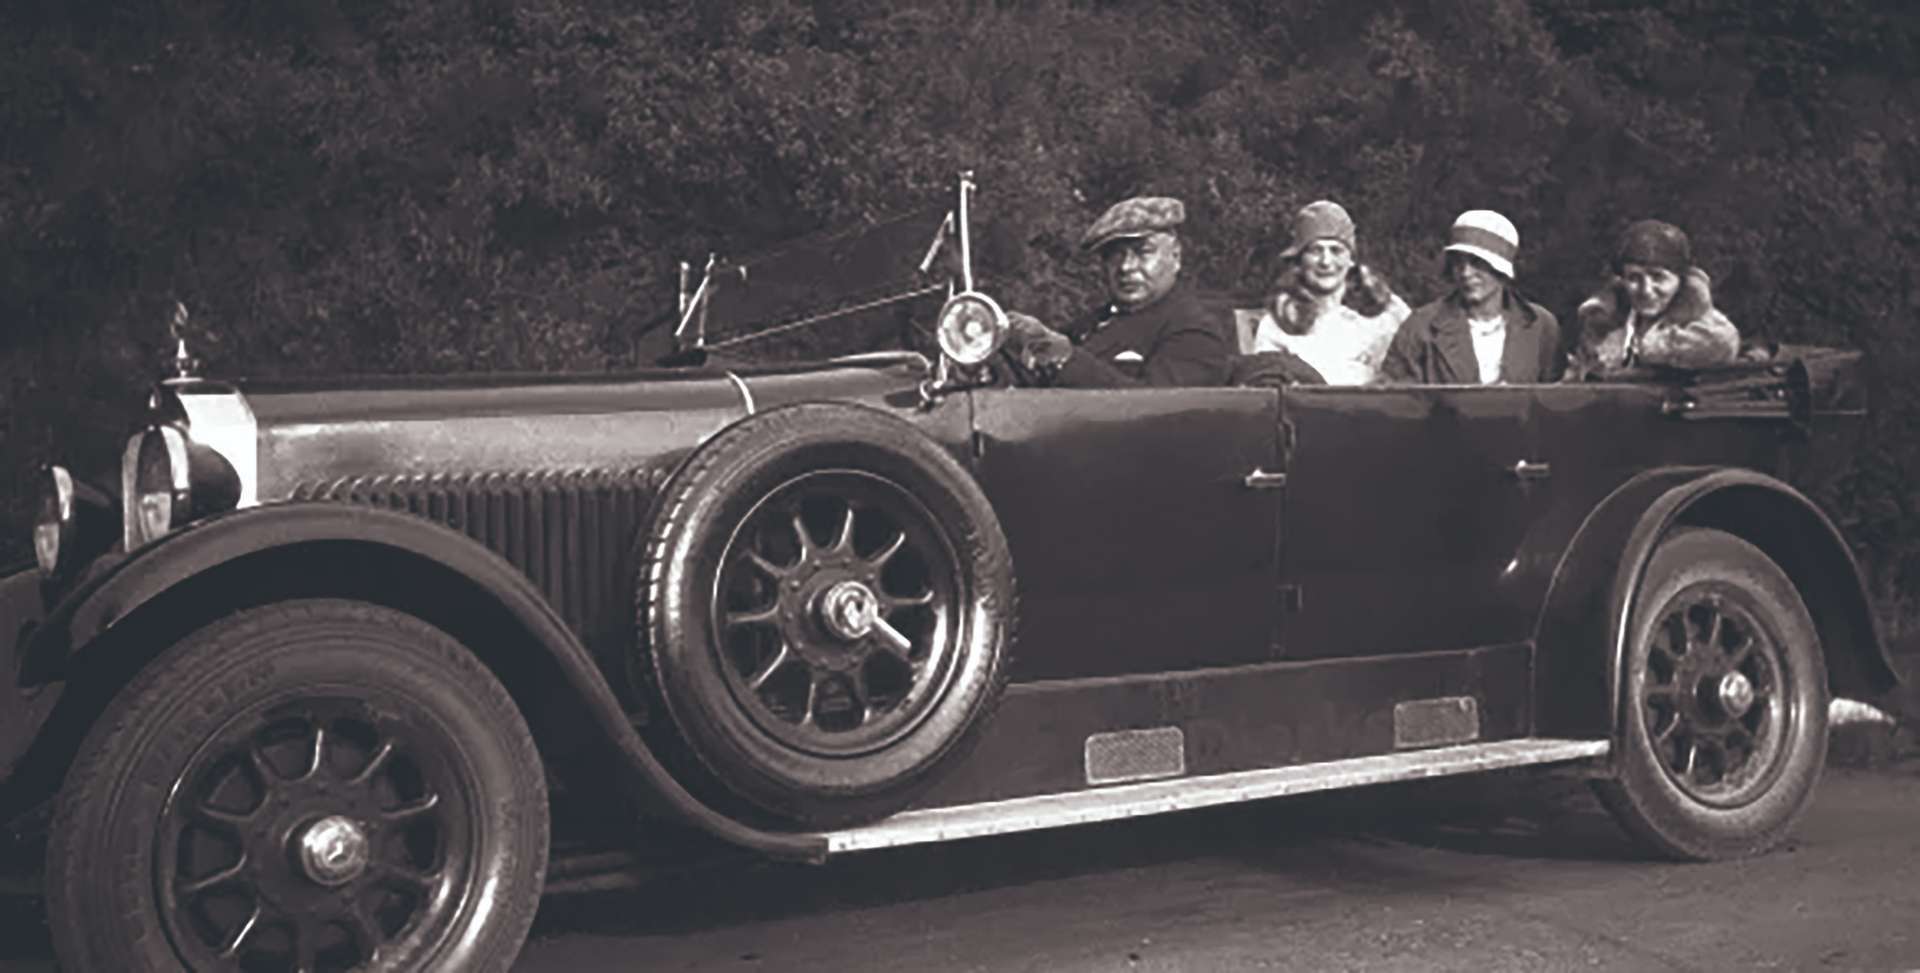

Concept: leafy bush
[[4, 0, 1919, 627]]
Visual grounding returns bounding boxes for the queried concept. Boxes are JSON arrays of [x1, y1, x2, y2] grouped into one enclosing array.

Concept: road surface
[[511, 760, 1920, 973], [0, 725, 1912, 972]]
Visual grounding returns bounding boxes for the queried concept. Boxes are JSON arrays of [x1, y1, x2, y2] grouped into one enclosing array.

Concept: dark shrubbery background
[[4, 0, 1919, 623]]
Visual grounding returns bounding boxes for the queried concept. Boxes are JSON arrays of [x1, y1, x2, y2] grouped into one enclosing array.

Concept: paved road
[[512, 760, 1920, 973], [1, 741, 1912, 972]]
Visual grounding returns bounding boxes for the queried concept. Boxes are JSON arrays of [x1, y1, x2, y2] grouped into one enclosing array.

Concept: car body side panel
[[909, 643, 1531, 809], [1279, 386, 1547, 658], [967, 387, 1281, 681]]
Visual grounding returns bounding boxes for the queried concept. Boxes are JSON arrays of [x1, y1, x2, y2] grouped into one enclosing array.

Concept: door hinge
[[1279, 584, 1304, 611]]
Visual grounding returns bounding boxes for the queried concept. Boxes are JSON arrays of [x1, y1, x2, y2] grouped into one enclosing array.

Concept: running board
[[819, 738, 1610, 854]]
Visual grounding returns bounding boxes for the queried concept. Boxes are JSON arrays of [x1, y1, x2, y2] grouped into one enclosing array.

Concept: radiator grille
[[293, 468, 660, 649]]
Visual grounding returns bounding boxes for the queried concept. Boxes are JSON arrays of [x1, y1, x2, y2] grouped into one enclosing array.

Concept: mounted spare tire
[[638, 402, 1015, 828]]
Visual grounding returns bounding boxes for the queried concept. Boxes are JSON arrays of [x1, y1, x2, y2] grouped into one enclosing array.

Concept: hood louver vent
[[293, 468, 663, 653]]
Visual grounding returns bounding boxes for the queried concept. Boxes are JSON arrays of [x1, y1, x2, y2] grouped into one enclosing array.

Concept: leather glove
[[1005, 311, 1074, 378]]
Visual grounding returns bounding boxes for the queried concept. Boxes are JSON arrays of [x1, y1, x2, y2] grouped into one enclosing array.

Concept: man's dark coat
[[1051, 282, 1231, 387]]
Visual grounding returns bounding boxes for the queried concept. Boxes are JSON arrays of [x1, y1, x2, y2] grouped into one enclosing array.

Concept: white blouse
[[1249, 294, 1410, 385], [1467, 311, 1506, 384]]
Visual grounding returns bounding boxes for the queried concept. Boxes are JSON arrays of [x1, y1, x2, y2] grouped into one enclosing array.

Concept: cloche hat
[[1613, 220, 1692, 274], [1280, 200, 1357, 260], [1443, 210, 1519, 279]]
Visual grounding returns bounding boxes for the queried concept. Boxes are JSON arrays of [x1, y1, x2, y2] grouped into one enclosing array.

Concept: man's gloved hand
[[1004, 312, 1074, 380]]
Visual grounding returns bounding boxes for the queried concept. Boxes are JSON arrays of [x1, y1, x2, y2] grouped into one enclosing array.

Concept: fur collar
[[1577, 266, 1717, 335]]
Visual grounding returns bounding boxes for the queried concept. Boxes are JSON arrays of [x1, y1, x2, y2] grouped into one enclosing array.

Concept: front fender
[[0, 564, 57, 801], [20, 502, 828, 862], [1533, 467, 1895, 740]]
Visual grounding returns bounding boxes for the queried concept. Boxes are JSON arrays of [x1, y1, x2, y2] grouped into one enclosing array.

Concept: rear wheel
[[1594, 528, 1827, 860], [46, 599, 548, 973]]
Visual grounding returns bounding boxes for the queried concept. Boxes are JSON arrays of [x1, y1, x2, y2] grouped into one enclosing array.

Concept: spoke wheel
[[47, 600, 547, 973], [641, 403, 1014, 827], [158, 703, 471, 971], [1595, 528, 1827, 861], [716, 472, 959, 756], [1636, 591, 1787, 807]]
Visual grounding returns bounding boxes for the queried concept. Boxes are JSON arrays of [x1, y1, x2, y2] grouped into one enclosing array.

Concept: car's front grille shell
[[291, 469, 662, 650]]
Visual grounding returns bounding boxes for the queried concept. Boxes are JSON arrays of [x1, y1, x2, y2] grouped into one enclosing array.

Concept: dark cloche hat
[[1080, 196, 1186, 251], [1614, 220, 1692, 273]]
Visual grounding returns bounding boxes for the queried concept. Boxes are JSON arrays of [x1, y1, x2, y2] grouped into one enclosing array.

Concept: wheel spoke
[[848, 668, 876, 725], [178, 852, 251, 896], [220, 901, 264, 958], [748, 642, 795, 691], [800, 672, 824, 728], [380, 792, 441, 826], [743, 548, 788, 582], [881, 588, 935, 609], [348, 740, 396, 786], [832, 504, 857, 554], [293, 915, 322, 973], [1681, 740, 1700, 782], [1659, 616, 1688, 657], [866, 530, 907, 571], [727, 604, 782, 628], [789, 512, 816, 560], [188, 799, 254, 833], [342, 898, 383, 956], [248, 741, 280, 785], [1699, 603, 1725, 656], [372, 861, 436, 893], [1724, 631, 1755, 670], [302, 724, 329, 781], [1649, 711, 1679, 746]]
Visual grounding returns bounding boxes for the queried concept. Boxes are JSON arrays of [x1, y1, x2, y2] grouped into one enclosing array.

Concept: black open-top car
[[0, 177, 1899, 972]]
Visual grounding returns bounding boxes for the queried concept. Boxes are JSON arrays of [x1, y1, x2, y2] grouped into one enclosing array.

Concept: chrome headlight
[[121, 423, 241, 550], [35, 464, 115, 581], [935, 291, 1008, 366]]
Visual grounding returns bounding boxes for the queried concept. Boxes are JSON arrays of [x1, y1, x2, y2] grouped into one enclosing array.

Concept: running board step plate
[[819, 738, 1609, 854]]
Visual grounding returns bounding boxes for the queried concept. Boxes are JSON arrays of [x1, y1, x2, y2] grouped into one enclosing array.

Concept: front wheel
[[46, 599, 549, 973], [1594, 527, 1828, 860]]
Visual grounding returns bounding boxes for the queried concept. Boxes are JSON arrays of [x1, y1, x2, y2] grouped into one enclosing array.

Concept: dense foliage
[[4, 0, 1919, 622]]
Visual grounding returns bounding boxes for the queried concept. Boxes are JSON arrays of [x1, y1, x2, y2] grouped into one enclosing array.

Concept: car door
[[1278, 384, 1553, 659], [967, 386, 1283, 680]]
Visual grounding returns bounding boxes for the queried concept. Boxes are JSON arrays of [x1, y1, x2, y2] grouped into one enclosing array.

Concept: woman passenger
[[1243, 201, 1410, 385], [1568, 220, 1741, 376], [1378, 210, 1562, 384]]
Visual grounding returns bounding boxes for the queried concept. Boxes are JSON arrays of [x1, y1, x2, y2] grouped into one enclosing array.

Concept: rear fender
[[1533, 467, 1895, 740], [11, 503, 827, 861]]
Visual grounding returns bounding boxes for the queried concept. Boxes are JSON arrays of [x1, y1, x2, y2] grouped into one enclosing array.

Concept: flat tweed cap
[[1081, 196, 1186, 251]]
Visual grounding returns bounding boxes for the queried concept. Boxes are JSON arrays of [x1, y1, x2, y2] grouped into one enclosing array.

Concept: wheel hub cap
[[294, 814, 370, 887], [817, 580, 883, 642], [1717, 670, 1756, 719]]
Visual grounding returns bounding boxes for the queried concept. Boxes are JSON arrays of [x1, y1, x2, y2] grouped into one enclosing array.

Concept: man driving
[[1003, 196, 1231, 387]]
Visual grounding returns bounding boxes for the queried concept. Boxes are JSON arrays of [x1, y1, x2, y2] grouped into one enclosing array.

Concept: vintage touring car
[[0, 176, 1901, 972]]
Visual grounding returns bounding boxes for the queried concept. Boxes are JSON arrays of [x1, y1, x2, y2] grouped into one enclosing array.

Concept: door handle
[[1509, 460, 1551, 481], [1243, 469, 1287, 490]]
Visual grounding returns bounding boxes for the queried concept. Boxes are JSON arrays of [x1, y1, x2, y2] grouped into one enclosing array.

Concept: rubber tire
[[45, 599, 548, 973], [639, 402, 1014, 828], [1594, 527, 1828, 860]]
